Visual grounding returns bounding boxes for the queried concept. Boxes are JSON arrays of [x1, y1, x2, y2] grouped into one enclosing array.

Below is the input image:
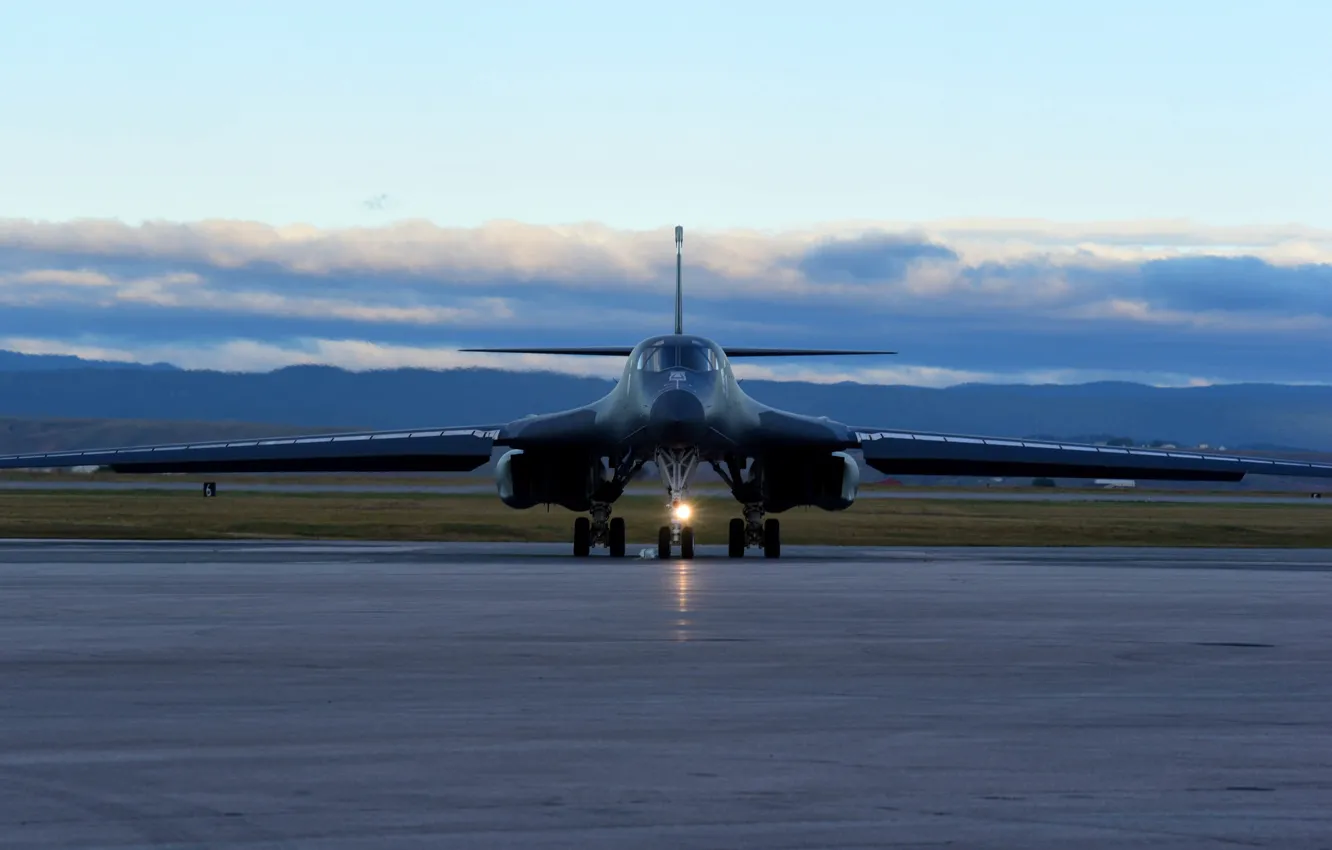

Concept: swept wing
[[855, 428, 1332, 482], [0, 426, 501, 474]]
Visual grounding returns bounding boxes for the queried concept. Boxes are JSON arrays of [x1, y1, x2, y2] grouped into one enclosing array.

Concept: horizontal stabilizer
[[463, 347, 894, 357], [462, 347, 636, 356], [723, 348, 895, 357]]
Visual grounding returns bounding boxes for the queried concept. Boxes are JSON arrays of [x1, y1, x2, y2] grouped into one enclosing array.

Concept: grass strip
[[1, 492, 1329, 547]]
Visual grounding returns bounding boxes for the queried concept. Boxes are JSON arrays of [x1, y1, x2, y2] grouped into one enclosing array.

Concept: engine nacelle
[[760, 451, 860, 513], [495, 449, 603, 511]]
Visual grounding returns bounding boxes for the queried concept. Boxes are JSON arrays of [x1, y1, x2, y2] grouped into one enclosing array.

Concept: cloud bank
[[2, 217, 1330, 386]]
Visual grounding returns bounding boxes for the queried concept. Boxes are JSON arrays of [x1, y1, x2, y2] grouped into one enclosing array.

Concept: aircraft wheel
[[680, 525, 695, 560], [763, 518, 781, 559], [657, 526, 672, 559], [609, 517, 626, 558], [728, 518, 745, 558], [573, 517, 591, 557]]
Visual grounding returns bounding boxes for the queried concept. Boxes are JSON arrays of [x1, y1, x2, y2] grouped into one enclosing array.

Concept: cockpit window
[[639, 345, 673, 372], [636, 341, 721, 372], [677, 344, 717, 372]]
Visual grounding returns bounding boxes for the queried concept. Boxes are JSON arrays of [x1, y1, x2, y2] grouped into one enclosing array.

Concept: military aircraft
[[4, 226, 1332, 557]]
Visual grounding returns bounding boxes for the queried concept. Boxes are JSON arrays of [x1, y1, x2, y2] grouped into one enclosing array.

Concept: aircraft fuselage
[[500, 334, 852, 460]]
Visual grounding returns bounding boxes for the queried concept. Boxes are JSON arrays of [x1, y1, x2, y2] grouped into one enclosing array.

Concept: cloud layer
[[2, 217, 1330, 386]]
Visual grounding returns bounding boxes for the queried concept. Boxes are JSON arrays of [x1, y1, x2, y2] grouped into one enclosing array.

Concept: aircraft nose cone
[[649, 389, 707, 445]]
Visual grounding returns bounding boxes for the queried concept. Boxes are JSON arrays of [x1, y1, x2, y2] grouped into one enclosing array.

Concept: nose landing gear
[[658, 522, 695, 559], [655, 447, 699, 560]]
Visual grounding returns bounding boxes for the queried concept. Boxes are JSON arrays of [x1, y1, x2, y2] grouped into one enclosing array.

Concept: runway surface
[[2, 541, 1331, 849], [1, 479, 1328, 503]]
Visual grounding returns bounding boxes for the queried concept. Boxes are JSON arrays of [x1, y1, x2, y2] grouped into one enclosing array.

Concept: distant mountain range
[[0, 350, 1330, 452], [0, 350, 178, 372]]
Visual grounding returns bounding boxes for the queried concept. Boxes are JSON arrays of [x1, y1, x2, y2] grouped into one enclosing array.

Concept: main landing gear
[[725, 504, 780, 559], [573, 511, 626, 558], [711, 458, 781, 559], [569, 447, 784, 560], [572, 454, 642, 557]]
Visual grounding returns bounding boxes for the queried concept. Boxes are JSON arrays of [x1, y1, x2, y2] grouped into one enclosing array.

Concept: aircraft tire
[[680, 525, 695, 560], [609, 517, 626, 557], [763, 518, 781, 559], [573, 517, 591, 557], [728, 518, 745, 558], [657, 526, 672, 559]]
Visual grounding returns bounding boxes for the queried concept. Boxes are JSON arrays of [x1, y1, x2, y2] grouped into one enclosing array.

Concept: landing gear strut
[[712, 457, 781, 559], [656, 447, 699, 560], [572, 455, 643, 557]]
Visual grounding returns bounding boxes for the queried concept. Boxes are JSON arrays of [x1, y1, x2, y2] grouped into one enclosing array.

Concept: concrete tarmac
[[1, 541, 1330, 849]]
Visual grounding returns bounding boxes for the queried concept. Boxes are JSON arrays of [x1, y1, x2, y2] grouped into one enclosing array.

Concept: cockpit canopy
[[635, 338, 724, 373]]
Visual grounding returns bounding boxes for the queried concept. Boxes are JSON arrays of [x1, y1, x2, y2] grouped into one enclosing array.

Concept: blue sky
[[2, 2, 1331, 385]]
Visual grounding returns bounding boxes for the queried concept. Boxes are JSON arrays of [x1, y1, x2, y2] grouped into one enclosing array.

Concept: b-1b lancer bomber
[[5, 226, 1332, 558]]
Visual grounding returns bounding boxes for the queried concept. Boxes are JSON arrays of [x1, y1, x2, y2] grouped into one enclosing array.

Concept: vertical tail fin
[[674, 225, 684, 334]]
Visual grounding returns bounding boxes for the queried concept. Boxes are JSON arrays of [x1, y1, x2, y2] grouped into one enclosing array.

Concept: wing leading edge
[[855, 429, 1332, 482], [0, 427, 502, 474]]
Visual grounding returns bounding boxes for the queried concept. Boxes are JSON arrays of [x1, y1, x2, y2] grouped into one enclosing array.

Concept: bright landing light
[[672, 503, 692, 520]]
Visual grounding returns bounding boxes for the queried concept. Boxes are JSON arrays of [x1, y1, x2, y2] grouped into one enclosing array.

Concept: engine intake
[[496, 449, 603, 511], [759, 451, 859, 513]]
